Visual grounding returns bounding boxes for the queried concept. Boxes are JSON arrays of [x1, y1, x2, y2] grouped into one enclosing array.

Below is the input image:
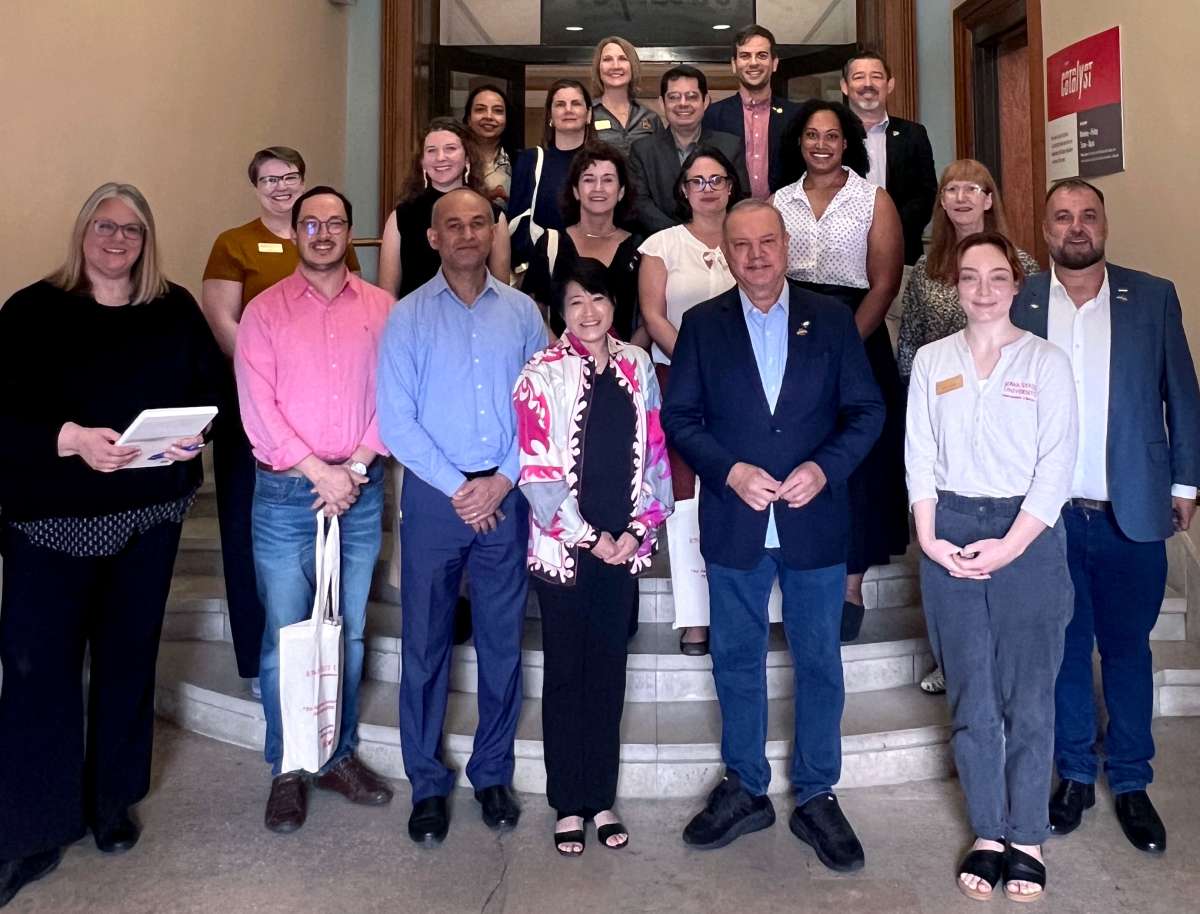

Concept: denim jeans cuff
[[1008, 827, 1050, 846], [793, 786, 835, 807], [1056, 768, 1097, 786]]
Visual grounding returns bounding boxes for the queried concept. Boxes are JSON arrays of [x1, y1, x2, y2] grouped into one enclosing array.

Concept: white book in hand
[[116, 406, 219, 469]]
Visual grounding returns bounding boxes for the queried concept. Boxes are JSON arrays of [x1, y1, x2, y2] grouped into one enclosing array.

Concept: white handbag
[[278, 513, 344, 774]]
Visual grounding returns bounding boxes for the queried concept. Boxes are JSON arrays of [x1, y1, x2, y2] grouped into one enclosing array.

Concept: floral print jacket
[[512, 333, 674, 583]]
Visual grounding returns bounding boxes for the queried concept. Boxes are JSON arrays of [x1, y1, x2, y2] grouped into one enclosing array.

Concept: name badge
[[594, 118, 612, 131], [257, 242, 285, 254], [935, 374, 964, 396]]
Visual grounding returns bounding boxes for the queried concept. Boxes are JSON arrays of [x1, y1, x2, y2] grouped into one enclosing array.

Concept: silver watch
[[348, 460, 368, 476]]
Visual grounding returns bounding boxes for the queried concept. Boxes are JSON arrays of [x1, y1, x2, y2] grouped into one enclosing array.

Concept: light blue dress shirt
[[739, 284, 790, 548], [377, 269, 548, 497]]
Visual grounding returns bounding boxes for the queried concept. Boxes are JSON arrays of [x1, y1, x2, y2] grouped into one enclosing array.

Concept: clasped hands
[[310, 462, 369, 517], [451, 474, 512, 534], [727, 460, 827, 512], [919, 536, 1023, 580]]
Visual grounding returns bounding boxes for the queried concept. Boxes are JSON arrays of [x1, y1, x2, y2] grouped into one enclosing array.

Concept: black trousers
[[212, 390, 265, 677], [0, 520, 182, 861], [536, 552, 635, 818]]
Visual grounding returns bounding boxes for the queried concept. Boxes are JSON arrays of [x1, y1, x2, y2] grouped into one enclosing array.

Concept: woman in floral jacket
[[513, 258, 672, 857]]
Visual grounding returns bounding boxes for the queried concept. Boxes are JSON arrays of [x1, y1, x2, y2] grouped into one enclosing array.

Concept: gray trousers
[[920, 492, 1074, 845]]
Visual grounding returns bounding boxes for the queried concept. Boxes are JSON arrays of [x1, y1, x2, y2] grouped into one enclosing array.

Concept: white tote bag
[[279, 513, 344, 774]]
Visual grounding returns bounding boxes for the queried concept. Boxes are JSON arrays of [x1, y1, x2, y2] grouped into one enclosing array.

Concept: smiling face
[[800, 109, 847, 174], [561, 280, 615, 346], [957, 243, 1018, 324], [574, 159, 623, 219], [428, 190, 494, 273], [840, 56, 894, 120], [732, 35, 777, 92], [1044, 186, 1108, 270], [663, 76, 708, 133], [82, 196, 145, 283], [723, 204, 788, 296], [292, 193, 350, 273], [550, 87, 590, 135], [421, 129, 468, 191], [254, 157, 305, 219], [940, 178, 994, 234], [599, 42, 631, 91], [467, 90, 507, 144], [682, 155, 732, 217]]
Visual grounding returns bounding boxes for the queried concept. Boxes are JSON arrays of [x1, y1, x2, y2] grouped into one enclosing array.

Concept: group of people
[[1, 21, 1197, 912]]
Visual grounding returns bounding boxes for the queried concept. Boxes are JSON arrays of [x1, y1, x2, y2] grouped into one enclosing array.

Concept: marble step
[[154, 639, 955, 797]]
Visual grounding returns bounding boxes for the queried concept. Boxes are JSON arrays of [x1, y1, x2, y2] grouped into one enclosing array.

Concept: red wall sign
[[1046, 26, 1124, 180]]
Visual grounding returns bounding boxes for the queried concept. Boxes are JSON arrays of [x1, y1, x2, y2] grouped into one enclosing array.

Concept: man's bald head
[[428, 187, 495, 274]]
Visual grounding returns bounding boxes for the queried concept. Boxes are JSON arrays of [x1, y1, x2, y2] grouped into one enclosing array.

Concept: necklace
[[582, 228, 619, 239]]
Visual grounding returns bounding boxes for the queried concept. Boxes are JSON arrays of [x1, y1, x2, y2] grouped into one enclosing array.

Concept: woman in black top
[[521, 142, 647, 347], [378, 117, 511, 298], [0, 183, 224, 907]]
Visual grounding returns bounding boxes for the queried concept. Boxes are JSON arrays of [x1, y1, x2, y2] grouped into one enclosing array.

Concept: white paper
[[116, 406, 218, 469]]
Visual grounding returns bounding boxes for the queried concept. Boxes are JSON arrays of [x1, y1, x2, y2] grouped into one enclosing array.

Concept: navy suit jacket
[[662, 281, 884, 570], [883, 117, 938, 266], [703, 93, 803, 194], [1011, 263, 1200, 541]]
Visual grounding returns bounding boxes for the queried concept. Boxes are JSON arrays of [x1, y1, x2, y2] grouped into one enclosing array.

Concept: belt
[[462, 466, 498, 481], [1069, 497, 1110, 512], [256, 461, 306, 478]]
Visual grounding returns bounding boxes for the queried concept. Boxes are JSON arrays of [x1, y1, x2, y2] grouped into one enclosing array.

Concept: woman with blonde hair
[[0, 183, 224, 906], [590, 36, 660, 153]]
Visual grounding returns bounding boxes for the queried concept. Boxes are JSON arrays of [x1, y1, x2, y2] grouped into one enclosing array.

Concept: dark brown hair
[[247, 146, 306, 185], [542, 79, 596, 148], [955, 230, 1025, 288], [400, 117, 485, 203]]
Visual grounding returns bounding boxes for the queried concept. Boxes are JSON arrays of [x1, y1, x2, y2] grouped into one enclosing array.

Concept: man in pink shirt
[[235, 186, 394, 834]]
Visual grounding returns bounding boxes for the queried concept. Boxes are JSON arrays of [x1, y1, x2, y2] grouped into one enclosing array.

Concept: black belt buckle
[[1070, 497, 1109, 513]]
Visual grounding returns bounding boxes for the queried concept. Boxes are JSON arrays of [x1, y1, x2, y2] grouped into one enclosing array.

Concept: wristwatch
[[348, 460, 368, 476]]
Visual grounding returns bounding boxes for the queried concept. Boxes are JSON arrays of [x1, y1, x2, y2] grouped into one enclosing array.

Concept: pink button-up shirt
[[740, 89, 772, 200], [235, 268, 392, 470]]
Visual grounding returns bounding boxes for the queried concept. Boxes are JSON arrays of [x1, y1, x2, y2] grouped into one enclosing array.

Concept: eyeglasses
[[92, 219, 145, 241], [683, 175, 731, 192], [298, 217, 349, 237], [942, 183, 988, 198], [257, 171, 303, 190], [665, 92, 703, 104]]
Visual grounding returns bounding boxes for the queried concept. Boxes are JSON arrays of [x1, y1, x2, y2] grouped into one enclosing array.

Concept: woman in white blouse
[[639, 146, 741, 654], [906, 231, 1078, 903]]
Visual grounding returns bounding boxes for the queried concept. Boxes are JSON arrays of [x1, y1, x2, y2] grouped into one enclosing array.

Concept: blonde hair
[[927, 159, 1011, 284], [591, 36, 643, 104], [47, 182, 169, 305]]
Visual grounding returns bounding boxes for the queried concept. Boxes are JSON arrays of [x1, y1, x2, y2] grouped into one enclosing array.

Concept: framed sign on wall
[[1046, 25, 1123, 181]]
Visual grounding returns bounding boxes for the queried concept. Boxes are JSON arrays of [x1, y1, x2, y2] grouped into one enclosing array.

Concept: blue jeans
[[253, 462, 384, 776], [1056, 504, 1167, 793], [706, 553, 846, 801]]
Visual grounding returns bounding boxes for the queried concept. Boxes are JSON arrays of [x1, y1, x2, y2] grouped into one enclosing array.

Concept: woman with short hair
[[0, 183, 224, 907]]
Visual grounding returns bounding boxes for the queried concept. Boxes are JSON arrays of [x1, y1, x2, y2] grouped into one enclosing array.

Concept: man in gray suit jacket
[[1011, 178, 1200, 856], [627, 65, 749, 235]]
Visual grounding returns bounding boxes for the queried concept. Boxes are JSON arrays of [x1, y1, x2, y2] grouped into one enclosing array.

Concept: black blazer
[[703, 94, 803, 194], [662, 281, 884, 570], [627, 127, 749, 236], [1011, 264, 1200, 542], [883, 117, 938, 266]]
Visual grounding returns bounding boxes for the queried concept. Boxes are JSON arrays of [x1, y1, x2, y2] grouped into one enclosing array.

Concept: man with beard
[[840, 51, 937, 267], [1012, 178, 1200, 855], [702, 25, 802, 199], [235, 186, 395, 833]]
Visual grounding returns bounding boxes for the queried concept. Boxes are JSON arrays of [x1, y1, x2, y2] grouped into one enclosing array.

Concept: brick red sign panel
[[1046, 26, 1121, 121]]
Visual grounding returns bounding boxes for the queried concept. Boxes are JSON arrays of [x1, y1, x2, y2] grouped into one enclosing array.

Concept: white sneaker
[[249, 676, 262, 699], [919, 666, 946, 695]]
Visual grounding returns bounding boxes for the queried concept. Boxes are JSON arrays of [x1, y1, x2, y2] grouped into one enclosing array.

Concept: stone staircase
[[154, 482, 1200, 797]]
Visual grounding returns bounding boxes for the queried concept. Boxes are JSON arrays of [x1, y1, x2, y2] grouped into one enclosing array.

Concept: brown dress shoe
[[265, 772, 308, 834], [316, 756, 394, 806]]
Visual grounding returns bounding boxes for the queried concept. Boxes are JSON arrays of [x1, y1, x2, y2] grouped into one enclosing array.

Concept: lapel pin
[[1030, 302, 1040, 309], [892, 130, 900, 136], [773, 106, 783, 114], [796, 320, 810, 336]]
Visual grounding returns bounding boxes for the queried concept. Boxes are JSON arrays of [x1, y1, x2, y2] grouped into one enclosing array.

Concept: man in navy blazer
[[663, 200, 883, 870], [702, 25, 803, 199], [1011, 179, 1200, 855]]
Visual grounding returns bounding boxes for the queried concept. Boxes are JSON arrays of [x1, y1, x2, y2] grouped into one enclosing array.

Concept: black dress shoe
[[93, 809, 141, 854], [679, 633, 710, 656], [475, 785, 520, 830], [840, 600, 865, 643], [408, 796, 450, 845], [1048, 778, 1095, 836], [682, 771, 776, 849], [788, 793, 865, 872], [0, 847, 62, 908], [264, 772, 309, 834], [1114, 790, 1166, 854]]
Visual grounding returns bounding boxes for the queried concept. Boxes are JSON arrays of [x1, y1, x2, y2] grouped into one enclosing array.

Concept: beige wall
[[1, 1, 350, 299]]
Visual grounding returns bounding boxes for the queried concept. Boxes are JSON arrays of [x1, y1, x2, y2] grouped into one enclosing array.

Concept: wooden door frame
[[953, 0, 1047, 262], [856, 0, 918, 120], [380, 0, 438, 226]]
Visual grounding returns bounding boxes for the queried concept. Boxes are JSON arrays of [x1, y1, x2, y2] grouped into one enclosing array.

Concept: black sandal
[[1003, 846, 1046, 903], [596, 821, 629, 849], [554, 826, 585, 857], [956, 848, 1005, 902]]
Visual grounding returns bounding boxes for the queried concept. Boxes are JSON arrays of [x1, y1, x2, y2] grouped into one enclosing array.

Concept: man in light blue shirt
[[739, 285, 789, 547], [377, 188, 546, 846]]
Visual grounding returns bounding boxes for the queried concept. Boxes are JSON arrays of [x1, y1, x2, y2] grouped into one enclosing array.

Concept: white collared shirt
[[1046, 266, 1196, 501], [864, 116, 889, 188]]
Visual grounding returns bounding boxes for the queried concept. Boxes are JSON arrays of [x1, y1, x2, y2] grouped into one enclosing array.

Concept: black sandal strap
[[959, 849, 1005, 888], [1004, 847, 1047, 888], [596, 822, 629, 847], [554, 829, 586, 855]]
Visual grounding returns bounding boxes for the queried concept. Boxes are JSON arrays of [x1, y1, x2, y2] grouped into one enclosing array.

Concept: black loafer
[[682, 771, 776, 849], [408, 796, 450, 845], [789, 793, 865, 872], [93, 809, 141, 854], [1048, 778, 1095, 836], [0, 847, 62, 908], [475, 785, 521, 830], [679, 633, 710, 656], [840, 601, 865, 643], [1114, 790, 1166, 854]]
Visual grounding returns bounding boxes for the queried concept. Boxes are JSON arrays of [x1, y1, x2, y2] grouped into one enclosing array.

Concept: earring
[[464, 162, 471, 181], [423, 171, 430, 189]]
